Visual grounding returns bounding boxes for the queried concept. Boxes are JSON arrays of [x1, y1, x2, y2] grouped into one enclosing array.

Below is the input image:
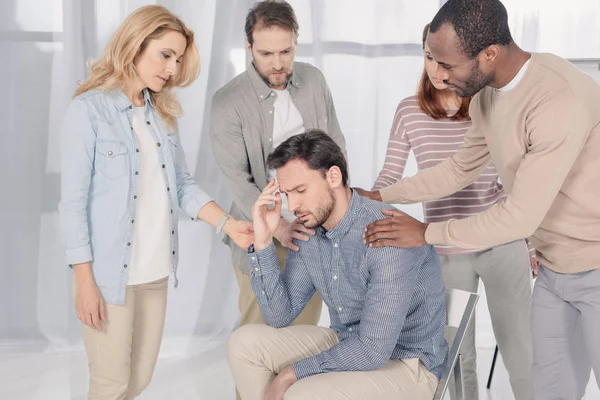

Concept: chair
[[432, 289, 479, 400]]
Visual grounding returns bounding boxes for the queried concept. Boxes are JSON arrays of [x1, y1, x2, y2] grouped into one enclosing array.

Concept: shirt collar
[[110, 88, 155, 111], [246, 62, 301, 102], [318, 189, 361, 241]]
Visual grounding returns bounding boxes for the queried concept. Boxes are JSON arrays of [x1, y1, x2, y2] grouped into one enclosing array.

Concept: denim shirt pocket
[[95, 139, 129, 179]]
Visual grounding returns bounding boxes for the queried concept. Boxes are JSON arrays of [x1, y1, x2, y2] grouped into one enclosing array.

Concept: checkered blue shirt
[[248, 191, 447, 380]]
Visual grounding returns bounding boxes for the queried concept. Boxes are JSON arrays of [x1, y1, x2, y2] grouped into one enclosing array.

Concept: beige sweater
[[380, 53, 600, 274]]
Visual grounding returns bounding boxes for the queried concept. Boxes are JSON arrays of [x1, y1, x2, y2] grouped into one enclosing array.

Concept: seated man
[[228, 130, 448, 400]]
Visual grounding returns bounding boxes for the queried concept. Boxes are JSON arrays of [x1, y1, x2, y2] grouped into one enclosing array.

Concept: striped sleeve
[[372, 104, 411, 190], [248, 244, 316, 328]]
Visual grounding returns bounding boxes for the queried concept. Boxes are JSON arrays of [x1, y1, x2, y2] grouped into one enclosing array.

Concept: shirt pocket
[[95, 139, 129, 179]]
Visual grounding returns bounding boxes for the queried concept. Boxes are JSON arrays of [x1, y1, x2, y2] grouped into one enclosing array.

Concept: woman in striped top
[[363, 24, 535, 400]]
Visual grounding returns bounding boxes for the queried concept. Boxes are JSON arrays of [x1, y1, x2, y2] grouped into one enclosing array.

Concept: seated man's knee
[[227, 324, 273, 363]]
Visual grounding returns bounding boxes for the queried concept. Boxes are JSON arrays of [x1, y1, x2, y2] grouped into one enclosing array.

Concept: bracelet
[[216, 214, 232, 234]]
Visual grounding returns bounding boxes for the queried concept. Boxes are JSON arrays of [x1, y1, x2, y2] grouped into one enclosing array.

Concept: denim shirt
[[59, 89, 213, 305]]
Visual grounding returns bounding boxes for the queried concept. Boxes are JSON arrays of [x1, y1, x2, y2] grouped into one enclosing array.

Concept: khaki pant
[[228, 324, 438, 400], [74, 276, 168, 400], [232, 242, 322, 399], [232, 242, 322, 327]]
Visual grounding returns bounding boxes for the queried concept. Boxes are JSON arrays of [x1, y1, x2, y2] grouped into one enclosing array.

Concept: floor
[[1, 337, 599, 399]]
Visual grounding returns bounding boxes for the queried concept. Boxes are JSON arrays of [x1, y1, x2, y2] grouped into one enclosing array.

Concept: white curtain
[[2, 0, 600, 354]]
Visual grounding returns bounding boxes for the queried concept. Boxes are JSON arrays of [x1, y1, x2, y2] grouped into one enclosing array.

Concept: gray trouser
[[439, 239, 533, 400], [532, 264, 600, 399]]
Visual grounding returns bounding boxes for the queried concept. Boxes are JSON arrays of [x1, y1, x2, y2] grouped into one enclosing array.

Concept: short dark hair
[[267, 130, 349, 187], [430, 0, 513, 59], [245, 0, 299, 46]]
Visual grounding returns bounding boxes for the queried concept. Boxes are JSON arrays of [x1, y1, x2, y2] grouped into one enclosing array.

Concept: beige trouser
[[228, 324, 438, 400], [73, 276, 168, 400], [233, 242, 323, 399], [232, 241, 322, 327]]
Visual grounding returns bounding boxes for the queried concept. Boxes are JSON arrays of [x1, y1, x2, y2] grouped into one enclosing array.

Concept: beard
[[296, 187, 335, 229], [451, 59, 494, 98], [255, 65, 292, 88]]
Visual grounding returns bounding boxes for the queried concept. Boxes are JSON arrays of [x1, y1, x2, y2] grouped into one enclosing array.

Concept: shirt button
[[167, 187, 170, 192], [134, 195, 137, 199], [349, 327, 353, 332], [131, 219, 134, 223], [260, 95, 264, 99], [127, 242, 131, 246], [269, 138, 272, 142], [261, 291, 265, 295], [338, 307, 342, 312], [171, 230, 174, 234], [270, 92, 274, 97], [123, 264, 128, 269], [269, 110, 273, 114], [107, 151, 113, 156], [171, 209, 173, 214], [172, 251, 175, 255], [333, 275, 337, 280], [156, 142, 161, 147], [136, 148, 139, 152], [128, 105, 132, 110], [135, 171, 139, 175], [334, 243, 338, 248], [251, 256, 256, 260], [146, 121, 151, 125], [255, 267, 259, 271], [162, 164, 165, 168], [130, 126, 134, 130]]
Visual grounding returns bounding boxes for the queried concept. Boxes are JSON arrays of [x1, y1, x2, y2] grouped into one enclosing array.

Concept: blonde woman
[[59, 6, 253, 399]]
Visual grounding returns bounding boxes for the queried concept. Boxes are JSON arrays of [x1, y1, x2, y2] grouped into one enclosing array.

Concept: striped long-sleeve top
[[248, 191, 447, 380], [373, 96, 507, 255]]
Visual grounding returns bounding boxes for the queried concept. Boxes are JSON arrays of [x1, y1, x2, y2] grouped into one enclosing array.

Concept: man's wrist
[[254, 238, 274, 252], [273, 218, 288, 242], [280, 365, 298, 385]]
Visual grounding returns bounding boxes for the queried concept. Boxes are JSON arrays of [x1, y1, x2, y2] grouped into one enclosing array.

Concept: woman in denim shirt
[[59, 6, 253, 398]]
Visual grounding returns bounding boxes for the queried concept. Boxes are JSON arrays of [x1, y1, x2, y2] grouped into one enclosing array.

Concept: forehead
[[252, 25, 295, 50], [426, 24, 467, 62], [149, 30, 187, 54], [277, 159, 322, 190]]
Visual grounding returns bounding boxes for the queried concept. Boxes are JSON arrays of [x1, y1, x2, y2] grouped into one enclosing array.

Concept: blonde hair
[[74, 5, 199, 128]]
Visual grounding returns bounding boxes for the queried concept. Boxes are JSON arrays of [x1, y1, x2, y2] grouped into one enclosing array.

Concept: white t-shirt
[[127, 106, 172, 285], [268, 89, 305, 222], [496, 58, 531, 93]]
